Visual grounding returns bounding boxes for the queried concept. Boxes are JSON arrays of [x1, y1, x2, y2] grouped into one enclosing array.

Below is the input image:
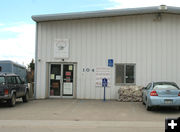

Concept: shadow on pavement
[[0, 99, 26, 108], [142, 106, 180, 114]]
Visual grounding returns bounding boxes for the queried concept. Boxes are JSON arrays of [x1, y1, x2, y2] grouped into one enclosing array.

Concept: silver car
[[142, 82, 180, 111]]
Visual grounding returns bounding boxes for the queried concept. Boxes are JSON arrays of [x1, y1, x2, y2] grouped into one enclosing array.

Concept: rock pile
[[117, 85, 143, 102]]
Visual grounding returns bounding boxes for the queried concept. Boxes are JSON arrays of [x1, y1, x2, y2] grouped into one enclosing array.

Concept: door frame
[[48, 62, 77, 99]]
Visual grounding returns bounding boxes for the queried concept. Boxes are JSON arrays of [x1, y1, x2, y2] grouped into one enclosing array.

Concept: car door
[[12, 76, 21, 97], [142, 87, 146, 103], [6, 76, 13, 94], [6, 76, 20, 97], [143, 83, 152, 103], [142, 86, 147, 103], [16, 76, 24, 96]]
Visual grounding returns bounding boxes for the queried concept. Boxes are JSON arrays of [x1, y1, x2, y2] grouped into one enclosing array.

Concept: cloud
[[107, 0, 180, 9], [0, 23, 4, 26], [0, 23, 35, 66]]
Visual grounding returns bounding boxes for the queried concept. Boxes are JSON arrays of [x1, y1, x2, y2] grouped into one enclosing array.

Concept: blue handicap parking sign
[[108, 59, 113, 67], [102, 78, 108, 87]]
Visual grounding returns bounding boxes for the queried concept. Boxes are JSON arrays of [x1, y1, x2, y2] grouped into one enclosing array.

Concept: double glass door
[[49, 64, 74, 97]]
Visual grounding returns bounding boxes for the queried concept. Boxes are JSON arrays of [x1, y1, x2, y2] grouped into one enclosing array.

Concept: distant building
[[0, 60, 27, 82], [32, 5, 180, 99]]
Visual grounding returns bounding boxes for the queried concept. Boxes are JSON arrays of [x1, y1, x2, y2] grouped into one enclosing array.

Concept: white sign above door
[[54, 39, 69, 59]]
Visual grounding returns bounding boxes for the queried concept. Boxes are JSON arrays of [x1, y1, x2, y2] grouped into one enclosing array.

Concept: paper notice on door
[[56, 75, 61, 80], [51, 74, 55, 79], [69, 65, 73, 71], [66, 72, 71, 76], [63, 83, 73, 95]]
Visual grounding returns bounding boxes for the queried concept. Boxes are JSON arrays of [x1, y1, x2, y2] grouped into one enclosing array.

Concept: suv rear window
[[0, 76, 5, 84]]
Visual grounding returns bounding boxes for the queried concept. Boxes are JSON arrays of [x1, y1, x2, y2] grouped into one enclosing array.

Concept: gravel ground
[[0, 99, 179, 121]]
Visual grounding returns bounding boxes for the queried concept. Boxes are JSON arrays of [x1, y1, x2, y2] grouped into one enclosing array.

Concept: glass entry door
[[63, 64, 74, 96], [49, 64, 74, 98], [50, 64, 61, 96]]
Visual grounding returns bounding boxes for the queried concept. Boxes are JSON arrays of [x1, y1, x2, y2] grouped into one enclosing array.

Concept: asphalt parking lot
[[0, 99, 179, 132]]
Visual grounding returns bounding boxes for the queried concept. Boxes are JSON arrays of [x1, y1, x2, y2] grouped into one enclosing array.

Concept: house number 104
[[83, 68, 95, 72]]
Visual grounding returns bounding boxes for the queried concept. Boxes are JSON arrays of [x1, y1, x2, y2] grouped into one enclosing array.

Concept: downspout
[[34, 22, 38, 99]]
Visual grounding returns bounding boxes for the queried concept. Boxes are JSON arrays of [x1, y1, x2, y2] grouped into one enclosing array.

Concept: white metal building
[[32, 5, 180, 99]]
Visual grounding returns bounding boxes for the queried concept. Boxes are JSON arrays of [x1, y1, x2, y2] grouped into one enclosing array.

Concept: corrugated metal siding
[[36, 14, 180, 99], [0, 62, 26, 82], [0, 63, 12, 73], [13, 65, 27, 82]]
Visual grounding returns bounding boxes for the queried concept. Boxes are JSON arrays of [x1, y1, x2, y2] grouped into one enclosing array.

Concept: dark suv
[[0, 73, 29, 107]]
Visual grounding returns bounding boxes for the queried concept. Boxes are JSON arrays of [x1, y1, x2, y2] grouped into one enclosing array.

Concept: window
[[16, 77, 22, 84], [0, 77, 5, 84], [154, 85, 178, 90], [115, 64, 135, 84], [6, 76, 17, 84], [146, 83, 152, 89], [153, 82, 179, 89]]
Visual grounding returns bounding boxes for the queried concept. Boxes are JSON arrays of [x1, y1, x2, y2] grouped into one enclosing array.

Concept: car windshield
[[0, 76, 5, 84], [153, 82, 179, 90]]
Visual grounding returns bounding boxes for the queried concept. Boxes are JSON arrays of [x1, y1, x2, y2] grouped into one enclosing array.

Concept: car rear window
[[0, 76, 5, 84], [153, 84, 179, 90]]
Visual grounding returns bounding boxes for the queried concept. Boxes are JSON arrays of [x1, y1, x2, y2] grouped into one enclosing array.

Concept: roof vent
[[158, 5, 167, 10]]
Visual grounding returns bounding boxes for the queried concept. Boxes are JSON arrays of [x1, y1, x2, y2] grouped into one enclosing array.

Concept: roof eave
[[31, 6, 180, 22]]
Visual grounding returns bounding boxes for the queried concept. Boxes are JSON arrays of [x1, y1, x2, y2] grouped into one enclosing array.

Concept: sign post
[[102, 78, 108, 101]]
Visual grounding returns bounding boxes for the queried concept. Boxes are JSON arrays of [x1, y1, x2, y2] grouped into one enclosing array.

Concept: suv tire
[[178, 106, 180, 110], [22, 91, 29, 103], [146, 99, 152, 111], [9, 94, 16, 107]]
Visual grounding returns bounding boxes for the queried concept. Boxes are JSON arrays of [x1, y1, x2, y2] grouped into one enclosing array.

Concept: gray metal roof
[[0, 73, 18, 76], [32, 5, 180, 22], [0, 60, 26, 69]]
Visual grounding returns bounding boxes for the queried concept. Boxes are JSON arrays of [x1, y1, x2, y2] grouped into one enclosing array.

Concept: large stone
[[117, 85, 143, 102]]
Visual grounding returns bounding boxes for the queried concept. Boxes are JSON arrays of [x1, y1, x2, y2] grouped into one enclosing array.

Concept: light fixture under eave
[[158, 5, 168, 11]]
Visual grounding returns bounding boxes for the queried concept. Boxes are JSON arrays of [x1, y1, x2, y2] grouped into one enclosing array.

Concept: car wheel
[[22, 91, 29, 103], [142, 97, 145, 105], [9, 94, 16, 107], [142, 101, 145, 105], [142, 94, 145, 105], [146, 100, 152, 111]]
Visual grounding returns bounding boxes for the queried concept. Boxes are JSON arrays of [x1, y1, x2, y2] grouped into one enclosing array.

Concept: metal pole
[[34, 22, 38, 99], [104, 86, 106, 101]]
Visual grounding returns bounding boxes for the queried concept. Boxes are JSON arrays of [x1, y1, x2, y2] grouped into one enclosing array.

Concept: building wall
[[36, 13, 180, 99], [0, 63, 13, 73], [13, 64, 27, 82], [0, 61, 27, 82]]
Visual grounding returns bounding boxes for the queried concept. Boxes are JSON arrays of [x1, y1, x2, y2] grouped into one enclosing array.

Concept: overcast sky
[[0, 0, 180, 66]]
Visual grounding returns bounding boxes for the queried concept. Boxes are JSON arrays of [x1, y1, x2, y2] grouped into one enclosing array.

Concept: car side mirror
[[142, 87, 146, 90], [22, 81, 25, 84]]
